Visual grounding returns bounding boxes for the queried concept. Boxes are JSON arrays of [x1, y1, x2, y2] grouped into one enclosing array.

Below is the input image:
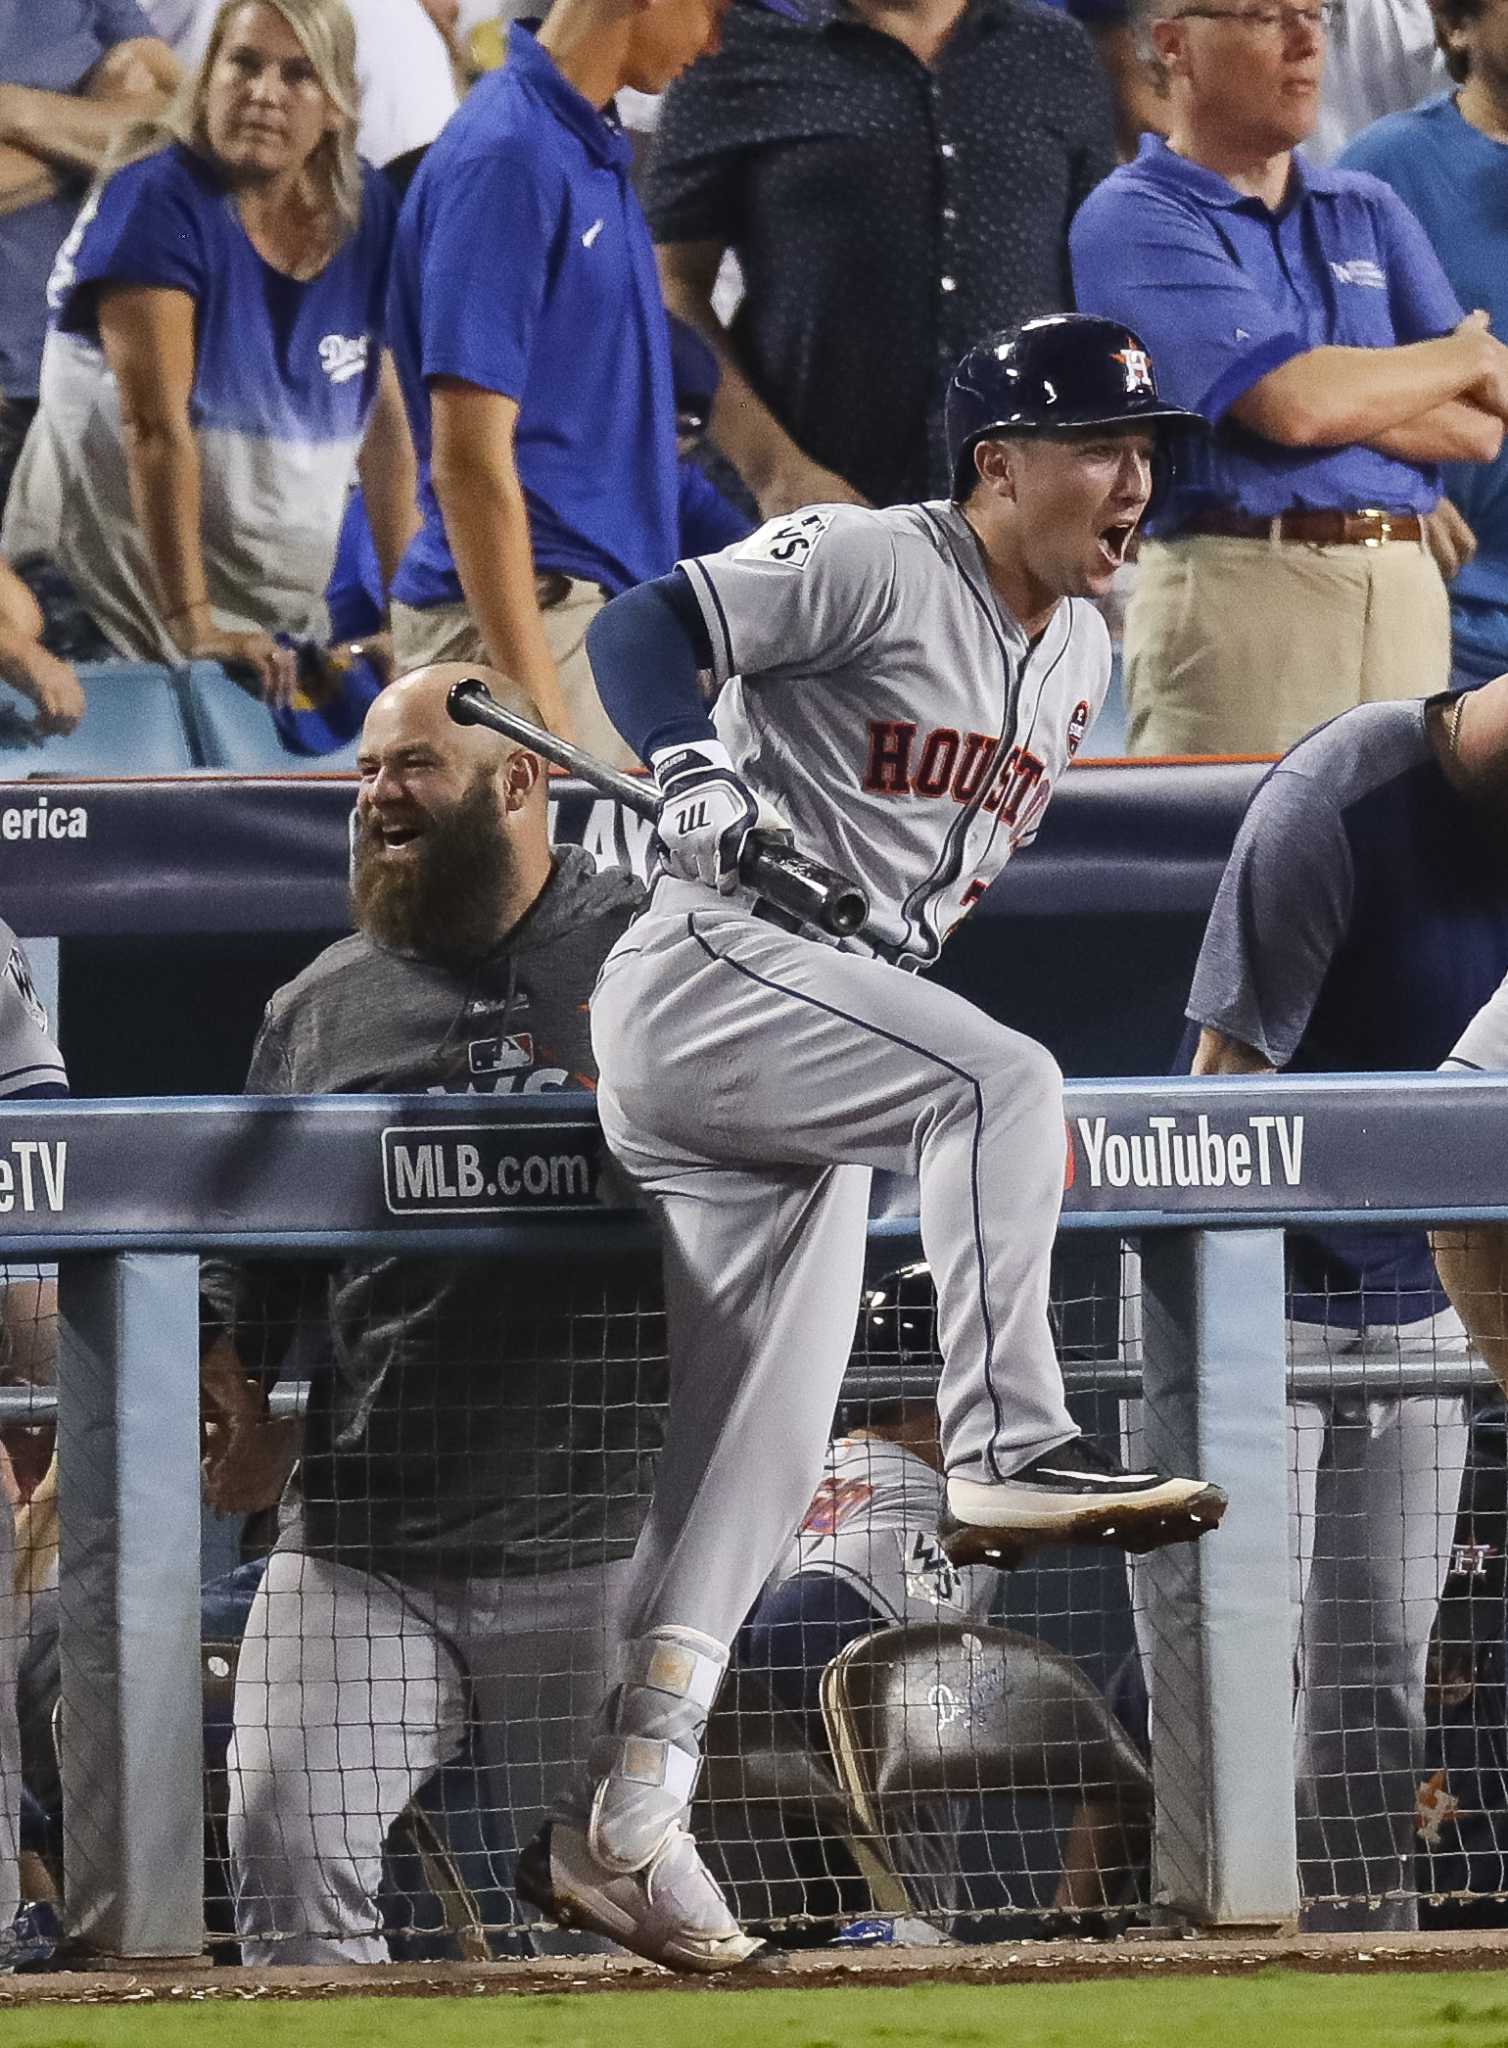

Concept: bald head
[[360, 662, 546, 786]]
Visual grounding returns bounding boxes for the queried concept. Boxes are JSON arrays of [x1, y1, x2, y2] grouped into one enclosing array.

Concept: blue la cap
[[270, 642, 387, 757]]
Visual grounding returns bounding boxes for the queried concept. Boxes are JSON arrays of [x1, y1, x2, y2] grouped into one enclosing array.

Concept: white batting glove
[[650, 740, 785, 894]]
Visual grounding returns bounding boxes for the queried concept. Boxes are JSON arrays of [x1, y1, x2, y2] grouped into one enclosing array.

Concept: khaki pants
[[1123, 533, 1450, 757], [390, 576, 637, 770]]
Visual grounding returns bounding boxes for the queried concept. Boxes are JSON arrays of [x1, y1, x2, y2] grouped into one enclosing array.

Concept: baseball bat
[[446, 677, 873, 942]]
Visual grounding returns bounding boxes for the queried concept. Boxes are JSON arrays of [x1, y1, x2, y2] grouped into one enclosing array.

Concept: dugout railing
[[0, 1076, 1504, 1960]]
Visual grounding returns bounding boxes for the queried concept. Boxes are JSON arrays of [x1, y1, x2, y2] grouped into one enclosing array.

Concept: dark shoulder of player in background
[[248, 846, 645, 1095]]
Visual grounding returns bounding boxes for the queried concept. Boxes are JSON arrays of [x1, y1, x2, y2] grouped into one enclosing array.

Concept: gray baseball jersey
[[1448, 968, 1508, 1071], [681, 501, 1111, 965], [0, 920, 66, 1099], [777, 1436, 996, 1627]]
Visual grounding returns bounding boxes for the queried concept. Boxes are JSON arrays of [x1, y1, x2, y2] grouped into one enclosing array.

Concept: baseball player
[[0, 918, 66, 1966], [517, 315, 1227, 1971], [1434, 963, 1508, 1393], [1181, 674, 1508, 1929], [206, 668, 658, 1964]]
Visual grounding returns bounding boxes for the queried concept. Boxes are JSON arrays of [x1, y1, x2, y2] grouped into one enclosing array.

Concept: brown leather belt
[[1179, 507, 1423, 546]]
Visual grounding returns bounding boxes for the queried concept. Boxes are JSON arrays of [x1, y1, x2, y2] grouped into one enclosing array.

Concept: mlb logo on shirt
[[468, 1033, 535, 1077], [1113, 347, 1154, 394], [318, 333, 370, 384], [1330, 259, 1386, 290]]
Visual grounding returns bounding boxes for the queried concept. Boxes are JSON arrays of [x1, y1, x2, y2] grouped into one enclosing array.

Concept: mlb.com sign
[[1074, 1111, 1305, 1192]]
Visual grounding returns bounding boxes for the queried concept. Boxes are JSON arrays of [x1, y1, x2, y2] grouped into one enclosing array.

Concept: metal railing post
[[1137, 1226, 1299, 1930], [57, 1253, 204, 1958]]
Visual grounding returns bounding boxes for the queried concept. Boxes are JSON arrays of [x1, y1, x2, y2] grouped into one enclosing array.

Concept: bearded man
[[200, 661, 653, 1964]]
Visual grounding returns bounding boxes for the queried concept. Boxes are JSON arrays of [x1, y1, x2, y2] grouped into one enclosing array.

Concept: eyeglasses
[[1175, 1, 1342, 31]]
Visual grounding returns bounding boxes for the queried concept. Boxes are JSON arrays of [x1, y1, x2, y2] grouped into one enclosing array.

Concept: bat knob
[[445, 678, 493, 726], [826, 887, 870, 939]]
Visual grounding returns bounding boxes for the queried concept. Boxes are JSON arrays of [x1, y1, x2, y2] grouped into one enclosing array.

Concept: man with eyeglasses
[[1340, 0, 1508, 689], [1070, 0, 1508, 757]]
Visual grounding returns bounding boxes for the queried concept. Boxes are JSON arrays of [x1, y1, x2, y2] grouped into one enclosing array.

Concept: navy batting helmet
[[945, 314, 1204, 502], [837, 1261, 943, 1429]]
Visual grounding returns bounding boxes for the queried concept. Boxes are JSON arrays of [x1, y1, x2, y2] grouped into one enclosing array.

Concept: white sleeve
[[679, 504, 897, 686], [347, 0, 460, 167], [1445, 969, 1508, 1072]]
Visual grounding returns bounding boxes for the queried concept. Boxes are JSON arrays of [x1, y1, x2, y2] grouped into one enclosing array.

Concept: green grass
[[7, 1971, 1508, 2048]]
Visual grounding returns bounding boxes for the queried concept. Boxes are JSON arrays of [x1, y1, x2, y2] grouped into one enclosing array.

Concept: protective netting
[[1120, 1232, 1508, 1936], [17, 1227, 1508, 1961], [194, 1239, 1155, 1957]]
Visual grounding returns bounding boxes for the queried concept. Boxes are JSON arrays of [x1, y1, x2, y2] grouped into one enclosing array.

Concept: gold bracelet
[[1450, 690, 1469, 760]]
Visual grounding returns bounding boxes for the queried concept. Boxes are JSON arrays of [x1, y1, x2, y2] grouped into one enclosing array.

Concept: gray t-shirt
[[1187, 700, 1439, 1068], [0, 0, 157, 400], [682, 500, 1111, 967], [201, 848, 665, 1582]]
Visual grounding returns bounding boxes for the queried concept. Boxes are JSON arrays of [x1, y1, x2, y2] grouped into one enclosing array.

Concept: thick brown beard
[[351, 772, 518, 964]]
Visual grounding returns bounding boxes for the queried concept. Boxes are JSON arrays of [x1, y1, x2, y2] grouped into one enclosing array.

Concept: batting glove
[[650, 740, 785, 894]]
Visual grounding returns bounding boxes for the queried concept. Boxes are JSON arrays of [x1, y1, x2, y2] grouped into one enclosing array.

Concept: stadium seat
[[178, 661, 363, 774], [0, 662, 195, 777]]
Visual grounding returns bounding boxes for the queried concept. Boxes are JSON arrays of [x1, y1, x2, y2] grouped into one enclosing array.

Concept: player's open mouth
[[1097, 522, 1135, 569], [377, 823, 423, 850]]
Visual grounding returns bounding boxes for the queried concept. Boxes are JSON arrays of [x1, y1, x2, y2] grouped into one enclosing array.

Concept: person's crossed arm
[[0, 34, 179, 221]]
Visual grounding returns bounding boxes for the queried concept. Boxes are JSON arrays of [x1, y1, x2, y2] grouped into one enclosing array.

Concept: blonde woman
[[2, 0, 416, 703]]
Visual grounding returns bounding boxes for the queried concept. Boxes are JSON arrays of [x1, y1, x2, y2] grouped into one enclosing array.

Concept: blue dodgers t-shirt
[[35, 143, 394, 659], [1070, 135, 1462, 532], [0, 0, 157, 399], [387, 25, 679, 609], [1341, 96, 1508, 683], [1187, 699, 1508, 1325]]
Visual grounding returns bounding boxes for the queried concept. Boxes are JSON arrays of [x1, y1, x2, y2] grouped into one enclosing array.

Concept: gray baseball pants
[[1125, 1304, 1468, 1931], [1288, 1311, 1469, 1933], [590, 885, 1078, 1654], [0, 1488, 18, 1930], [228, 1548, 631, 1963]]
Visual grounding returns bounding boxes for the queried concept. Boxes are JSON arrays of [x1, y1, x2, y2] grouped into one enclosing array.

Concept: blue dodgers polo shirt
[[1070, 135, 1462, 535], [388, 25, 679, 609], [0, 0, 157, 400], [1341, 96, 1508, 682]]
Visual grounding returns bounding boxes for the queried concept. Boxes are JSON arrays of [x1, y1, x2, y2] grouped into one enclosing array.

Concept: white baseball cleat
[[516, 1818, 764, 1974], [939, 1435, 1228, 1567]]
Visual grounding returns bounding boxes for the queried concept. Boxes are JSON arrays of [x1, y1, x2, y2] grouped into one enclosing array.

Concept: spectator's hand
[[83, 44, 162, 101], [755, 457, 871, 521], [181, 623, 299, 708], [1423, 498, 1477, 583], [202, 1408, 301, 1516], [1455, 310, 1508, 422], [0, 639, 85, 734]]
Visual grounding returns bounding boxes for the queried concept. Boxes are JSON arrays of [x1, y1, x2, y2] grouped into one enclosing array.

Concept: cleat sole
[[938, 1483, 1228, 1568]]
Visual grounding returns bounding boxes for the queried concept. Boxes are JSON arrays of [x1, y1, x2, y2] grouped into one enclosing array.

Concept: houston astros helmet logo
[[1113, 347, 1154, 394]]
